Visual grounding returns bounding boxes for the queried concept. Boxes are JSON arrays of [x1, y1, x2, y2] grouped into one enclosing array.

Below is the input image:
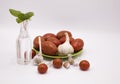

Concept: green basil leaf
[[9, 9, 34, 23], [25, 12, 34, 19], [16, 18, 23, 23], [9, 9, 21, 17], [17, 13, 27, 21]]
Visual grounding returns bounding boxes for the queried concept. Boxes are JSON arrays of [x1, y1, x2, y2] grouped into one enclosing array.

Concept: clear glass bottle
[[16, 20, 32, 65]]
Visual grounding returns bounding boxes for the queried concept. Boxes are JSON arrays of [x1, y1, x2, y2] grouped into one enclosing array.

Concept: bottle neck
[[19, 20, 29, 38]]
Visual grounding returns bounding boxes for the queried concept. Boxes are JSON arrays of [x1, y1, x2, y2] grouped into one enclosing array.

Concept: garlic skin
[[58, 32, 74, 55]]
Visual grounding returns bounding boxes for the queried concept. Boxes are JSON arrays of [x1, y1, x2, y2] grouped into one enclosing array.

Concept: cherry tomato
[[38, 63, 48, 74], [53, 58, 62, 68], [79, 60, 90, 71]]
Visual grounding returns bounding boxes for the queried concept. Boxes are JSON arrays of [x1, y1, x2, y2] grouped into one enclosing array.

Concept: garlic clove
[[68, 57, 74, 65], [63, 61, 70, 69], [68, 54, 74, 65]]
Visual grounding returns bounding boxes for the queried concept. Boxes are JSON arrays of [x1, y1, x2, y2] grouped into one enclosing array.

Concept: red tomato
[[53, 58, 62, 68], [32, 49, 36, 59], [79, 60, 90, 71], [38, 63, 48, 74], [71, 38, 84, 52]]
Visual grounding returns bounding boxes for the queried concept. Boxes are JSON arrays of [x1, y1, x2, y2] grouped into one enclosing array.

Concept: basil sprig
[[9, 9, 34, 23]]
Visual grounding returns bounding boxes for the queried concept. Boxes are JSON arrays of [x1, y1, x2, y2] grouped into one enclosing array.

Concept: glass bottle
[[16, 20, 32, 65]]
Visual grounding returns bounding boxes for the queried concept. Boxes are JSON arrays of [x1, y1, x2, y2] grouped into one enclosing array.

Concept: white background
[[0, 0, 120, 84]]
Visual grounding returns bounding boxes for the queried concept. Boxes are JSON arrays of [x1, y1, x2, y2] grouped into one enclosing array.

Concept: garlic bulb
[[33, 55, 43, 65], [58, 32, 74, 55], [33, 36, 43, 65]]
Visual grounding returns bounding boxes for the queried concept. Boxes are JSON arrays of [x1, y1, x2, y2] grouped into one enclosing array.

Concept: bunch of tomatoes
[[37, 58, 90, 74]]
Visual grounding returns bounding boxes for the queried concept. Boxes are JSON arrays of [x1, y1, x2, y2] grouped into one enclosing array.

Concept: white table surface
[[0, 0, 120, 84]]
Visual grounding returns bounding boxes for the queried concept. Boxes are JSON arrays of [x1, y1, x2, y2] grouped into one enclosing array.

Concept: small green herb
[[9, 9, 21, 17], [9, 9, 34, 23], [16, 18, 23, 23]]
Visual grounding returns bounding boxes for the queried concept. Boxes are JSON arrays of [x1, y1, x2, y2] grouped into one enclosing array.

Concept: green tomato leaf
[[9, 9, 21, 17]]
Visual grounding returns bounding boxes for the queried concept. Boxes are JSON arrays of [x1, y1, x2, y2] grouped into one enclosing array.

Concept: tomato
[[33, 36, 45, 50], [79, 60, 90, 71], [32, 49, 36, 59], [53, 58, 62, 68], [38, 63, 48, 74], [71, 38, 84, 52], [43, 33, 56, 40], [56, 30, 72, 39]]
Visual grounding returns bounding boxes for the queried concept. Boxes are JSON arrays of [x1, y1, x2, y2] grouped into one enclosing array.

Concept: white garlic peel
[[46, 60, 53, 67], [73, 62, 79, 67], [58, 32, 74, 55]]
